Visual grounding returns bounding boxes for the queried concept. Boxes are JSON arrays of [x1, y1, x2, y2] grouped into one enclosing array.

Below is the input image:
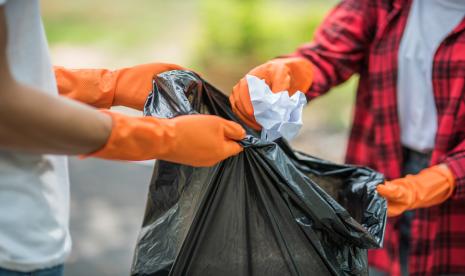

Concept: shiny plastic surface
[[131, 70, 387, 276]]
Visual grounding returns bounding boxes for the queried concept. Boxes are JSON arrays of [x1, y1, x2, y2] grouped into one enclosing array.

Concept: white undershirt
[[397, 0, 465, 152], [0, 0, 71, 272]]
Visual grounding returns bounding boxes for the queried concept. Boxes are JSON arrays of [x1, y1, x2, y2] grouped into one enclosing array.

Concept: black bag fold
[[131, 70, 387, 276]]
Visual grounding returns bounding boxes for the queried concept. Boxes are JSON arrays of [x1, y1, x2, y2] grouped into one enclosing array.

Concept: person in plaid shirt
[[230, 0, 465, 275]]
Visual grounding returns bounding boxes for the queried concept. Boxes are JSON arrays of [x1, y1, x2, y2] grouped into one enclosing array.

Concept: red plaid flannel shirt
[[292, 0, 465, 275]]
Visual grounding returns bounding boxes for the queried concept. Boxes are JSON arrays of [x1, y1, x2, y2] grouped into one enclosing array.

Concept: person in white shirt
[[0, 1, 245, 275]]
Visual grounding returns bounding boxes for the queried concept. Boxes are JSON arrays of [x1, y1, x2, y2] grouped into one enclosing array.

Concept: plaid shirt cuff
[[445, 151, 465, 199]]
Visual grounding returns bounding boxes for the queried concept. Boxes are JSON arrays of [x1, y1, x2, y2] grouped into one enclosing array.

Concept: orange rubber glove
[[230, 57, 313, 130], [54, 63, 184, 110], [87, 111, 246, 167], [376, 165, 456, 217]]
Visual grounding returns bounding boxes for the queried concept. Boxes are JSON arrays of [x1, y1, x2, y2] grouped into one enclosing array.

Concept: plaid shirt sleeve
[[444, 140, 465, 199], [291, 0, 377, 99]]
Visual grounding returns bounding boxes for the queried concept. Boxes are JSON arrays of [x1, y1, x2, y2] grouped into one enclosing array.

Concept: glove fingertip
[[232, 143, 244, 156], [223, 120, 247, 141], [224, 140, 244, 157], [387, 209, 402, 217], [376, 184, 389, 195], [230, 89, 261, 130]]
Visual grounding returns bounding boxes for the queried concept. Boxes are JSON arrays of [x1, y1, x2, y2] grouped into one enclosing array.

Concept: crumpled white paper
[[247, 75, 307, 141]]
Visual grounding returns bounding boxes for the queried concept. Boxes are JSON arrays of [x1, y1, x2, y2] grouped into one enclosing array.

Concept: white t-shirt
[[0, 0, 71, 272], [397, 0, 465, 152]]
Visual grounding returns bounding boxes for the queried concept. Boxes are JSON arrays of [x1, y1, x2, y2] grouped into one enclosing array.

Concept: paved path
[[65, 158, 154, 276]]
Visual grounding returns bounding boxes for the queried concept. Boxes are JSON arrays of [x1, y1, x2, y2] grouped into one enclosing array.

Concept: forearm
[[0, 79, 111, 155], [292, 43, 359, 97]]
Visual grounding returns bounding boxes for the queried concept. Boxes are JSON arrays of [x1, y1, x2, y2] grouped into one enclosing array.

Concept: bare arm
[[0, 7, 111, 155]]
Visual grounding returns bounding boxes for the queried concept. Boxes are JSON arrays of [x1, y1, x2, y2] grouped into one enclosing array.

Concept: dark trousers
[[0, 265, 63, 276]]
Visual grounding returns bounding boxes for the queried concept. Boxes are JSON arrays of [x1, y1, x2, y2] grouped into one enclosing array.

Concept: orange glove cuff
[[55, 63, 184, 110], [55, 66, 116, 109], [275, 57, 314, 94], [377, 165, 456, 217], [84, 110, 174, 161], [410, 165, 455, 209]]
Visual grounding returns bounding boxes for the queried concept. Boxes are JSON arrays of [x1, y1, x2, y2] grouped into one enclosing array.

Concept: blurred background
[[42, 0, 356, 275]]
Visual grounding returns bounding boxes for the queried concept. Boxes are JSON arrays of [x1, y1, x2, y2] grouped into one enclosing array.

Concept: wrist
[[409, 165, 455, 209], [80, 110, 116, 157]]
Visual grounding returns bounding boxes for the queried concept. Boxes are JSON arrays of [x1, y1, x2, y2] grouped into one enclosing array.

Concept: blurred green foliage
[[42, 0, 193, 48], [43, 0, 334, 63], [42, 0, 355, 132], [197, 0, 332, 63]]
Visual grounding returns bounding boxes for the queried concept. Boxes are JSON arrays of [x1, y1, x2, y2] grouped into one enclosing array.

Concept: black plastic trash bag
[[131, 70, 387, 276]]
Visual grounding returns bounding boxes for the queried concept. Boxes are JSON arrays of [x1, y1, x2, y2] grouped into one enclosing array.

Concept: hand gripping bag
[[131, 70, 387, 276]]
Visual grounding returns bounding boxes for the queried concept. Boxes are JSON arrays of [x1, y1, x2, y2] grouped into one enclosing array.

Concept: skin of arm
[[0, 6, 112, 155]]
